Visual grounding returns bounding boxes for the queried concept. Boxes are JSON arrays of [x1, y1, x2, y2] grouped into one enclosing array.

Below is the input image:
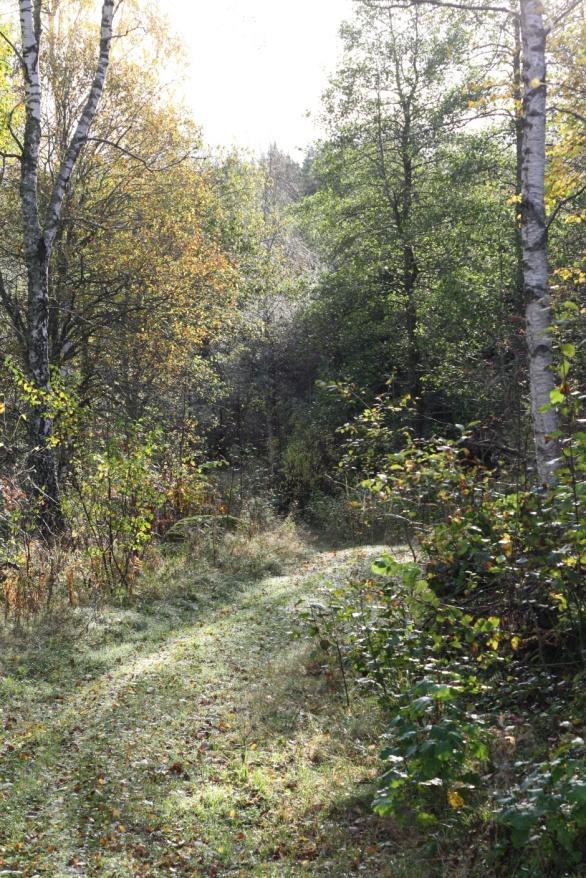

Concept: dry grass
[[217, 515, 312, 577]]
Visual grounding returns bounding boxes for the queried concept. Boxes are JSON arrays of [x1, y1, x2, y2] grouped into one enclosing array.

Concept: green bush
[[495, 744, 586, 874], [374, 673, 489, 822], [299, 358, 585, 874]]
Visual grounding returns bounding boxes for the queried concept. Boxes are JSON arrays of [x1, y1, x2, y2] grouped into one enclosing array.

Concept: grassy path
[[0, 546, 409, 878]]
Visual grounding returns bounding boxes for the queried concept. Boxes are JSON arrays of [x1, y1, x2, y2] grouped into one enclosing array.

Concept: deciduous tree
[[0, 0, 116, 530]]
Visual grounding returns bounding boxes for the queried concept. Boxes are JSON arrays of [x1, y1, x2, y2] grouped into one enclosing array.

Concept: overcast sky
[[164, 0, 353, 156]]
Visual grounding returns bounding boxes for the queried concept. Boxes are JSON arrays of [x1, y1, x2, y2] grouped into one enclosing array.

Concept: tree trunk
[[19, 0, 60, 530], [519, 0, 560, 485], [26, 247, 63, 532], [513, 13, 525, 314], [374, 70, 424, 437], [404, 242, 423, 438], [399, 103, 423, 437], [14, 0, 116, 533]]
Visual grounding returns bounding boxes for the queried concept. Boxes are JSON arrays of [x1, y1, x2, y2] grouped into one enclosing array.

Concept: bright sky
[[164, 0, 354, 157]]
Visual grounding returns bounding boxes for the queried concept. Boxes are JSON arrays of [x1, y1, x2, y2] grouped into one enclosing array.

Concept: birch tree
[[359, 0, 582, 484], [519, 0, 558, 484], [0, 0, 116, 531]]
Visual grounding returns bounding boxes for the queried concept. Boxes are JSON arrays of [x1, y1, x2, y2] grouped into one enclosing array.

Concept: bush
[[299, 356, 585, 874], [65, 428, 165, 596], [495, 744, 586, 873]]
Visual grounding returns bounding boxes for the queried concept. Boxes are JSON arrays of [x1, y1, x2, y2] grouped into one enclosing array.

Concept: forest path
[[0, 545, 407, 878]]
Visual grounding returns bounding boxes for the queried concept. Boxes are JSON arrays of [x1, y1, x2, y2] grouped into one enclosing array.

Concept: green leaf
[[568, 782, 586, 805], [550, 388, 565, 405], [372, 554, 401, 576], [416, 811, 438, 826]]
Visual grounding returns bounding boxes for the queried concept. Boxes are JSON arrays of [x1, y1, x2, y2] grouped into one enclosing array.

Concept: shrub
[[65, 427, 166, 596], [495, 743, 586, 874], [299, 352, 585, 874]]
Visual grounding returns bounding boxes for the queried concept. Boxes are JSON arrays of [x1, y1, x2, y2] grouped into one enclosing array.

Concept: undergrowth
[[299, 362, 586, 877]]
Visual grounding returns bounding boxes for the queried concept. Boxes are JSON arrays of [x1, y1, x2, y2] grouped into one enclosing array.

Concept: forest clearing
[[0, 0, 585, 875]]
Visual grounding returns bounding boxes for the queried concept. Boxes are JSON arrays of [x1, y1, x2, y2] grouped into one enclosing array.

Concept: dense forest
[[0, 0, 584, 876]]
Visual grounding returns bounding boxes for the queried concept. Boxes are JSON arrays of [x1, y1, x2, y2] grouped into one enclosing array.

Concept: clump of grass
[[216, 514, 311, 578]]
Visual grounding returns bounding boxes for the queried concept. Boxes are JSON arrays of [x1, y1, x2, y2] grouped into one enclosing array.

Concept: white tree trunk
[[16, 0, 116, 532], [519, 0, 560, 485]]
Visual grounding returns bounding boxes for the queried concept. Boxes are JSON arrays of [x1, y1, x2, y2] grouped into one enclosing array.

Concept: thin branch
[[0, 268, 27, 346], [86, 137, 156, 169], [0, 28, 23, 63], [546, 0, 583, 33], [112, 24, 146, 40], [549, 105, 586, 125], [86, 137, 192, 172], [546, 183, 586, 230], [7, 104, 24, 154], [356, 0, 515, 16]]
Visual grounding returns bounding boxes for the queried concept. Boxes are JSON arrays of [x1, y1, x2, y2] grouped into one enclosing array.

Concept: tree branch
[[549, 105, 586, 125], [546, 183, 586, 230], [355, 0, 515, 16], [7, 104, 24, 154], [86, 137, 193, 172], [545, 0, 583, 33], [0, 28, 23, 63], [43, 0, 116, 252], [0, 267, 27, 346]]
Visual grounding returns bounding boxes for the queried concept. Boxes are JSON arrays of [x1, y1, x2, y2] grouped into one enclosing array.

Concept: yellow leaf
[[448, 790, 465, 809], [550, 592, 568, 610], [500, 533, 513, 557]]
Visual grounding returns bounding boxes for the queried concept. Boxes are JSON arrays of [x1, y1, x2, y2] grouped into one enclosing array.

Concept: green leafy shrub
[[374, 672, 489, 822], [495, 742, 586, 874], [300, 353, 585, 873], [65, 426, 167, 596]]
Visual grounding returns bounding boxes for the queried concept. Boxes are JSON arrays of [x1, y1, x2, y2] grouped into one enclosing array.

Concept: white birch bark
[[519, 0, 560, 485], [44, 0, 115, 251], [16, 0, 116, 531]]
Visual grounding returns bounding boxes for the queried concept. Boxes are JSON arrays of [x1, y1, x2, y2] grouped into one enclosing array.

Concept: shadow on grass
[[0, 551, 251, 691], [0, 543, 408, 878]]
